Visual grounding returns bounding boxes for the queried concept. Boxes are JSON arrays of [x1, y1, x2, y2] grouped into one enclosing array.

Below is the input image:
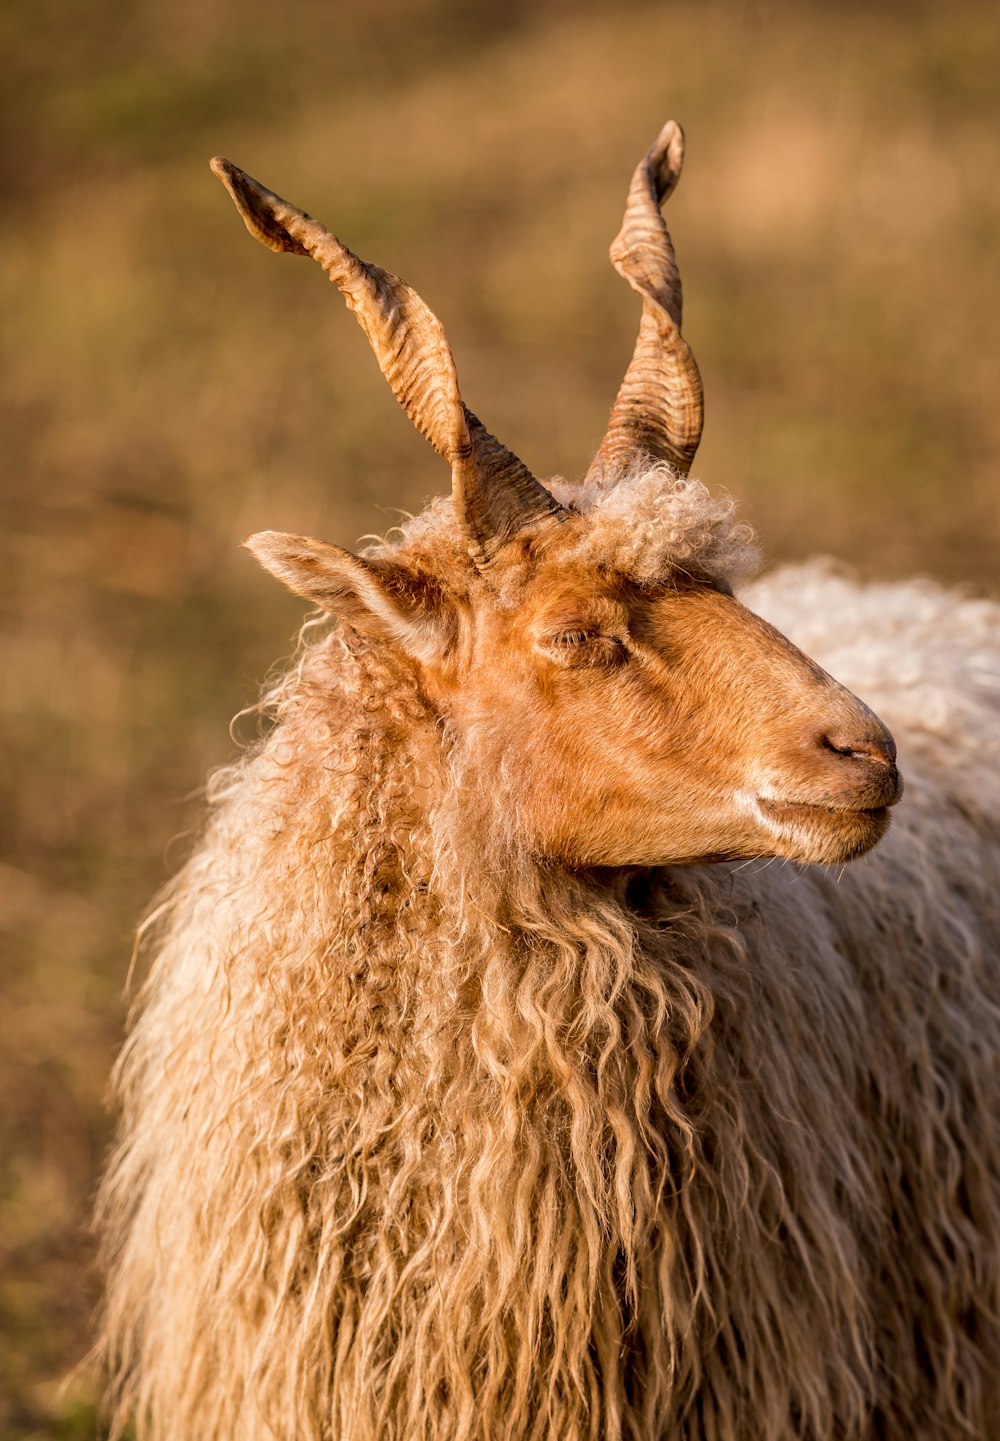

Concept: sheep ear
[[245, 531, 453, 663]]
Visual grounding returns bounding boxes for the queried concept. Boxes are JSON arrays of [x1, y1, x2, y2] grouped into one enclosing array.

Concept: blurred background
[[2, 0, 998, 1433]]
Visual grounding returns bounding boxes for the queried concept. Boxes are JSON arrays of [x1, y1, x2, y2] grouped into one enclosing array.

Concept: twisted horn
[[210, 157, 564, 567], [587, 121, 704, 483]]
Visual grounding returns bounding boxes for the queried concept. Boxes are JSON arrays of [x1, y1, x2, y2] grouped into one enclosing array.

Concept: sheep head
[[212, 125, 901, 869]]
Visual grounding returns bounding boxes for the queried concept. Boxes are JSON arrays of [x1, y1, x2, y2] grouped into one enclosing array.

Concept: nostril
[[821, 732, 897, 768]]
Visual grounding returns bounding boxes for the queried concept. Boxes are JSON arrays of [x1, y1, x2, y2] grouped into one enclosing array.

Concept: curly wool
[[553, 460, 761, 584], [377, 461, 759, 589], [96, 482, 1000, 1441]]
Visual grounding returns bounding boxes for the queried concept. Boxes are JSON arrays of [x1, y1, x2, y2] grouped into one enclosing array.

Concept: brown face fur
[[440, 538, 898, 868], [251, 512, 901, 870]]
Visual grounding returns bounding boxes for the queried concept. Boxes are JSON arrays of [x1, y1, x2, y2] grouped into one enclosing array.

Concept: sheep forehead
[[553, 462, 760, 586], [382, 462, 759, 593]]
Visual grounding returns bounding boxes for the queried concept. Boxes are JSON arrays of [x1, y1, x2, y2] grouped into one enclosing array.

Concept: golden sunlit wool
[[97, 121, 1000, 1440], [96, 484, 1000, 1440]]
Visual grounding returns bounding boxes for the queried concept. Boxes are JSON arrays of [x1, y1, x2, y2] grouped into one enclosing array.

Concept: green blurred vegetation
[[2, 0, 998, 1433]]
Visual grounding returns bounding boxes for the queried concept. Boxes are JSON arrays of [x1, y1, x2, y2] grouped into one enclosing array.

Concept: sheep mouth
[[754, 795, 893, 863], [757, 797, 891, 827]]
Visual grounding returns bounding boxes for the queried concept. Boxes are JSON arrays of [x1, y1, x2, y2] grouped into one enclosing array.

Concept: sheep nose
[[821, 730, 897, 768], [820, 726, 902, 807]]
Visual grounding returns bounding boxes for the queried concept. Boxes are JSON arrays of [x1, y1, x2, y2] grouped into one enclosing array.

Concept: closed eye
[[543, 629, 629, 668]]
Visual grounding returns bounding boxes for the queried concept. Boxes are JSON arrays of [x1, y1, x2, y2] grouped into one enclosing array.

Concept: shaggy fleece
[[98, 468, 1000, 1441]]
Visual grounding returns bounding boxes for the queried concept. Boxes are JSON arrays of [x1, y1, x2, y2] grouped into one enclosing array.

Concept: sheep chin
[[756, 797, 893, 865]]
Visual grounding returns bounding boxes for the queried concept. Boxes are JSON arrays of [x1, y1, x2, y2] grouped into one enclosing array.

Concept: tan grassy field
[[2, 0, 998, 1433]]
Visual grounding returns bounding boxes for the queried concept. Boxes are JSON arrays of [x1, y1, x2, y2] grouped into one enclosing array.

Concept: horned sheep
[[97, 123, 1000, 1440]]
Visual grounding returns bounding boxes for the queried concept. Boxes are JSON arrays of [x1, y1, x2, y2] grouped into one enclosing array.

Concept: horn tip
[[210, 157, 310, 257], [210, 155, 253, 201], [657, 118, 683, 141], [650, 120, 684, 176], [637, 119, 685, 209]]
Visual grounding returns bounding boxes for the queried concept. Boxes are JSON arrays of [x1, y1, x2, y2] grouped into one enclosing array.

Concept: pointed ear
[[245, 531, 454, 664]]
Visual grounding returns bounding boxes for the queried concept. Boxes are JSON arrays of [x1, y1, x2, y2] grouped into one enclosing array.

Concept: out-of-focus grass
[[2, 0, 998, 1433]]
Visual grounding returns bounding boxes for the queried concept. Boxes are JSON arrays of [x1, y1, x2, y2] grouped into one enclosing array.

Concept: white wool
[[381, 461, 760, 587], [554, 459, 760, 584]]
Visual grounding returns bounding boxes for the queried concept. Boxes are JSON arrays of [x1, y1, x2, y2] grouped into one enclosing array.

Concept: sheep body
[[99, 477, 1000, 1441]]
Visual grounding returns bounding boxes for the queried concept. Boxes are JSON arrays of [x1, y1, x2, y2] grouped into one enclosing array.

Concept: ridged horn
[[210, 157, 565, 568], [587, 121, 704, 484]]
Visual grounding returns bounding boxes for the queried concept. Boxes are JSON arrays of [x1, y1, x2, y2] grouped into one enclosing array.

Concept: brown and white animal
[[97, 123, 1000, 1441]]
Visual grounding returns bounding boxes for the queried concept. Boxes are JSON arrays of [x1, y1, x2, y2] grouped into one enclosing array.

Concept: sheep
[[97, 121, 1000, 1441]]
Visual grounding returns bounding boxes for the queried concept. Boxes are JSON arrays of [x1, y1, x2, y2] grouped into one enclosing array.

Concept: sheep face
[[217, 123, 901, 868], [444, 538, 901, 868], [250, 514, 901, 869]]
